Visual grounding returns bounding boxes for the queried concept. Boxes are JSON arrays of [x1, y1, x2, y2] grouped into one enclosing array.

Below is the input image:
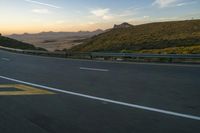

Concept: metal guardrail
[[91, 52, 200, 59], [0, 46, 66, 56], [0, 46, 24, 52], [0, 46, 200, 61]]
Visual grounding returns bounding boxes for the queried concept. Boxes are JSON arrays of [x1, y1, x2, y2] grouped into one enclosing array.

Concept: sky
[[0, 0, 200, 35]]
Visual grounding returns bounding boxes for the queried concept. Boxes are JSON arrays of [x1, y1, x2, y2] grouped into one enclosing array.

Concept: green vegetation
[[0, 35, 46, 51], [139, 45, 200, 54], [71, 20, 200, 54]]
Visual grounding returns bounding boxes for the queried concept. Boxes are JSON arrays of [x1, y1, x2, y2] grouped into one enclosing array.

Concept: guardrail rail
[[0, 46, 200, 63]]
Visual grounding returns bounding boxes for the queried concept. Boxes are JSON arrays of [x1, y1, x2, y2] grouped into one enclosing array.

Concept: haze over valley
[[7, 30, 104, 51]]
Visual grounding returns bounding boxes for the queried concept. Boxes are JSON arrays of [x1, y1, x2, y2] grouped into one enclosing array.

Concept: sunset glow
[[0, 0, 200, 35]]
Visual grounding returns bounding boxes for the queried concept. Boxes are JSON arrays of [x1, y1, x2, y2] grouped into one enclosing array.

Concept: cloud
[[152, 0, 196, 8], [56, 20, 65, 24], [176, 2, 187, 6], [90, 7, 139, 22], [152, 0, 180, 8], [143, 16, 150, 19], [102, 15, 113, 20], [175, 1, 197, 7], [25, 0, 61, 8], [118, 10, 135, 17], [32, 9, 50, 14], [90, 8, 113, 20], [91, 8, 109, 17]]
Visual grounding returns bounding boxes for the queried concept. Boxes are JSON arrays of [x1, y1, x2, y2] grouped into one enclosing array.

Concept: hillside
[[71, 20, 200, 53], [0, 35, 46, 51]]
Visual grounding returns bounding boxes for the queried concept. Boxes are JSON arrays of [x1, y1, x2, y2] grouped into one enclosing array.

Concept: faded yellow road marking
[[0, 84, 55, 95]]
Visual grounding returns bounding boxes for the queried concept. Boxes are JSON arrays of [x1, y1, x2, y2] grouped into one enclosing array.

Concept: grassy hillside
[[71, 20, 200, 53], [138, 45, 200, 54], [0, 35, 46, 51]]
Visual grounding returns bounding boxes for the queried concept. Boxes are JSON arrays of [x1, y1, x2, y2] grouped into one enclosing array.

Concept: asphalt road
[[0, 50, 200, 133]]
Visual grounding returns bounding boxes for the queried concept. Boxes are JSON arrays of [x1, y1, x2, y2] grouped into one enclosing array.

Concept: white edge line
[[80, 67, 109, 72], [0, 75, 200, 121]]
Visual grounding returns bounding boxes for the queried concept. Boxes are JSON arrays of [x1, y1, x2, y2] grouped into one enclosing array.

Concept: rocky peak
[[113, 22, 133, 29]]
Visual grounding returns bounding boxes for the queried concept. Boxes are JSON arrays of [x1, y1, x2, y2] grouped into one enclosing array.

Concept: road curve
[[0, 50, 200, 133]]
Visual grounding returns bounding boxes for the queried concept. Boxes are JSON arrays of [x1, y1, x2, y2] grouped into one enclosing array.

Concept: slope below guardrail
[[0, 46, 200, 63]]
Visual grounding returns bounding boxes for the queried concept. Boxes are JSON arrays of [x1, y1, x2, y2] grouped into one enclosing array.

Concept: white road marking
[[1, 58, 10, 61], [0, 75, 200, 121], [80, 67, 109, 72]]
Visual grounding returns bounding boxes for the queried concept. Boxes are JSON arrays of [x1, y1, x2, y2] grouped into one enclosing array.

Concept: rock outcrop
[[113, 22, 133, 29]]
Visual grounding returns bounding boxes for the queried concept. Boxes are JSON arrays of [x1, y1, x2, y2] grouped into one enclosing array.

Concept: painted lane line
[[80, 67, 109, 72], [0, 75, 200, 121], [1, 58, 10, 61]]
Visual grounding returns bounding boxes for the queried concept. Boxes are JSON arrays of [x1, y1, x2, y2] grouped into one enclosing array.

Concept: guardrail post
[[169, 58, 173, 63], [90, 53, 93, 60], [65, 52, 68, 58]]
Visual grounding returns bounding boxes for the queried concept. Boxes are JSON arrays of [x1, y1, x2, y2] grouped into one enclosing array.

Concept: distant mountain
[[0, 35, 46, 51], [71, 20, 200, 53], [113, 22, 133, 29], [9, 30, 104, 39], [8, 30, 104, 51]]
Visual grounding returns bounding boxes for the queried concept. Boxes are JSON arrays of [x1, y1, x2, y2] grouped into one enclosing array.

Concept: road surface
[[0, 50, 200, 133]]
